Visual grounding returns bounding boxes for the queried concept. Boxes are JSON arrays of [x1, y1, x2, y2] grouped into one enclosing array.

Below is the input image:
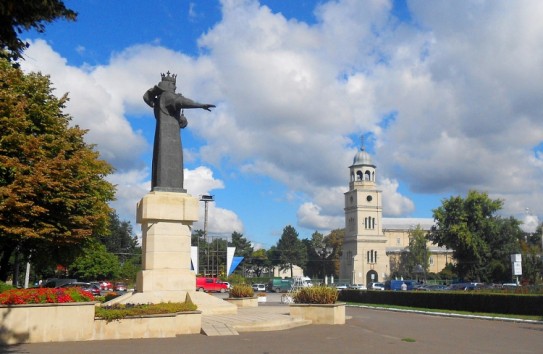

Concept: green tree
[[304, 232, 321, 278], [69, 242, 120, 280], [0, 59, 115, 281], [230, 231, 253, 268], [98, 211, 139, 264], [0, 0, 77, 63], [249, 248, 271, 277], [276, 225, 307, 278], [428, 190, 521, 282], [325, 228, 344, 278], [406, 225, 429, 279]]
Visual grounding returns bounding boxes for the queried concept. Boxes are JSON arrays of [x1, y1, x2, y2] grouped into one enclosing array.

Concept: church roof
[[352, 148, 373, 166], [382, 217, 435, 231]]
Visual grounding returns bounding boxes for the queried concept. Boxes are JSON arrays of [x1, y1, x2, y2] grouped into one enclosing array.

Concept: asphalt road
[[4, 302, 542, 354]]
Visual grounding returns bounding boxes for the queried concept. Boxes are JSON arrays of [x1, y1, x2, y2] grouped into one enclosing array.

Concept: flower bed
[[0, 287, 200, 343], [289, 286, 345, 324], [0, 287, 95, 304]]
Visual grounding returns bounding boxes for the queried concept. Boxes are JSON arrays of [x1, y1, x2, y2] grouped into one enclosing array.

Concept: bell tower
[[340, 138, 387, 285]]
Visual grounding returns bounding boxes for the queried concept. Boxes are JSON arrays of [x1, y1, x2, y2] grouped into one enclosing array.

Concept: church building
[[339, 143, 452, 285]]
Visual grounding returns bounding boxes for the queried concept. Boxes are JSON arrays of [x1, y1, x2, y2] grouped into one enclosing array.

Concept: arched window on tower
[[356, 171, 363, 181], [364, 170, 371, 181]]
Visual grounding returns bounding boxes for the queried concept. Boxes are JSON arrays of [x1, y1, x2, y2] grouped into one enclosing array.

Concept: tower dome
[[353, 147, 372, 166]]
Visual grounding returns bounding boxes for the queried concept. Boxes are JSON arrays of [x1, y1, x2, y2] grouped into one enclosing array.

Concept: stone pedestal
[[111, 191, 236, 314], [135, 191, 198, 293]]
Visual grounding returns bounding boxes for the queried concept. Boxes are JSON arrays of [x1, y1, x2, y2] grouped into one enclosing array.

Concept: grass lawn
[[347, 302, 543, 322]]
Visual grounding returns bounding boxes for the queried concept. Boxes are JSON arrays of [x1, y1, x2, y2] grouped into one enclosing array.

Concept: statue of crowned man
[[143, 72, 215, 193]]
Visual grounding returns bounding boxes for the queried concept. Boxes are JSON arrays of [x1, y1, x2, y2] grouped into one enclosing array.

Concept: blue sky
[[20, 0, 543, 248]]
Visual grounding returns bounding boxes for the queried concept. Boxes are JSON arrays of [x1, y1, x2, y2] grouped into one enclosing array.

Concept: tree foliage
[[406, 225, 429, 278], [325, 228, 344, 278], [428, 190, 521, 282], [276, 225, 307, 277], [230, 231, 253, 264], [70, 242, 120, 281], [98, 211, 138, 261], [0, 0, 77, 63], [249, 248, 270, 277], [0, 59, 115, 281]]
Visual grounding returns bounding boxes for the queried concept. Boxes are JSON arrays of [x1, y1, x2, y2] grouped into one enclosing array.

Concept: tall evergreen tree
[[98, 211, 138, 263], [231, 231, 253, 260], [276, 225, 307, 277]]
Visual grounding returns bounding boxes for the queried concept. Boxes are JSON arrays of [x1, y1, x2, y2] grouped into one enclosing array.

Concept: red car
[[114, 282, 127, 292], [100, 281, 113, 291]]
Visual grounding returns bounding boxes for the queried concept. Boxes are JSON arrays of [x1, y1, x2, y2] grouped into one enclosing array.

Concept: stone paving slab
[[200, 305, 312, 336]]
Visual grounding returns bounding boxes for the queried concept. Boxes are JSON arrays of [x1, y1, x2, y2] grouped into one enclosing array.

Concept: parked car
[[418, 284, 448, 291], [349, 284, 367, 290], [334, 283, 349, 291], [196, 277, 228, 293], [99, 281, 113, 291], [58, 282, 101, 296], [369, 282, 385, 290], [252, 283, 266, 292], [42, 278, 77, 288], [222, 282, 231, 290], [114, 282, 127, 292]]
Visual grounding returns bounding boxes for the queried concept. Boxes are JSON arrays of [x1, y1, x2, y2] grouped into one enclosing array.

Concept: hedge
[[338, 290, 543, 316]]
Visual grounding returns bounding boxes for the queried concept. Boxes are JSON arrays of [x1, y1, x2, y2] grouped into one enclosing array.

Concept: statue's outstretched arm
[[175, 95, 216, 111]]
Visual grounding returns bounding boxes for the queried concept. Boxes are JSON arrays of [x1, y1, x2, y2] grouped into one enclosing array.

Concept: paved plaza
[[5, 293, 542, 354]]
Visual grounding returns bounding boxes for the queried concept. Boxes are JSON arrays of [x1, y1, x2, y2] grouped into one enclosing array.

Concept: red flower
[[0, 287, 94, 305]]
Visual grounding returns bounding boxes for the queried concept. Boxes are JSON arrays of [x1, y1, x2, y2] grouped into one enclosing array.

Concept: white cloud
[[21, 40, 149, 171], [297, 202, 344, 232], [18, 0, 543, 243]]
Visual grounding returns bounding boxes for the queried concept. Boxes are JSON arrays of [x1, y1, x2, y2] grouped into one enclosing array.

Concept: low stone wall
[[0, 303, 201, 344], [289, 302, 346, 325], [93, 311, 201, 340], [0, 302, 96, 345], [224, 297, 259, 307]]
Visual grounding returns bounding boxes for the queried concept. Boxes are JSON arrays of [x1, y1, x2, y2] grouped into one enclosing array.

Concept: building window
[[364, 217, 376, 230], [367, 250, 377, 264], [429, 256, 434, 266], [396, 237, 400, 245]]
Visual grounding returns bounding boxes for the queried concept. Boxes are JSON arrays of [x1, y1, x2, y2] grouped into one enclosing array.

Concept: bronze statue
[[143, 72, 215, 192]]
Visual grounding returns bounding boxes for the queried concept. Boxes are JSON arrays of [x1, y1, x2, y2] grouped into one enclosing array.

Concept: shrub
[[104, 291, 120, 302], [0, 287, 94, 305], [95, 302, 198, 322], [293, 286, 338, 304], [0, 281, 14, 293], [229, 284, 254, 298]]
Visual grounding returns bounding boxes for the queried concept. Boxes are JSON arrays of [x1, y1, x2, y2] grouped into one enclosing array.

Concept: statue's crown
[[161, 71, 177, 83]]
